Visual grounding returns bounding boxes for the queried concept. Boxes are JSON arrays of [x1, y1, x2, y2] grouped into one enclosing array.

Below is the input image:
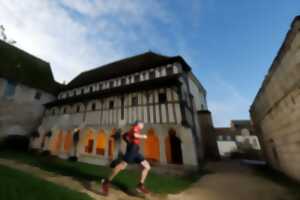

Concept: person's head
[[134, 120, 144, 129]]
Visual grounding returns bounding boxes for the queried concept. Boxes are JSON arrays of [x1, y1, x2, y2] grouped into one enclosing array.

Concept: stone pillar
[[159, 135, 167, 164]]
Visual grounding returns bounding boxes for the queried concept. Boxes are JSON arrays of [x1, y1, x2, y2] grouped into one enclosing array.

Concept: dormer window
[[81, 88, 84, 94], [149, 71, 155, 79], [121, 78, 126, 85], [76, 105, 80, 113], [159, 93, 167, 104], [134, 74, 140, 82], [109, 81, 114, 88], [167, 67, 173, 76], [89, 86, 93, 93]]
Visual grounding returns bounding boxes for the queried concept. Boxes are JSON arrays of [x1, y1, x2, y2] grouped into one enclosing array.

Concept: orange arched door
[[64, 130, 73, 153], [144, 128, 160, 162], [96, 129, 106, 156], [51, 130, 63, 154], [84, 130, 95, 154]]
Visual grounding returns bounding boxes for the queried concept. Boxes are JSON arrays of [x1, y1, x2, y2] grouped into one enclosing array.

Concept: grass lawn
[[0, 150, 203, 194], [0, 164, 92, 200]]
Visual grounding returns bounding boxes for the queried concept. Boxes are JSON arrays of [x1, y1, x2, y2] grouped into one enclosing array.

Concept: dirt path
[[168, 161, 294, 200], [0, 159, 296, 200], [0, 158, 162, 200]]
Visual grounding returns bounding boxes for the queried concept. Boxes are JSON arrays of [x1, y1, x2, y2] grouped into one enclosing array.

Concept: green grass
[[0, 150, 203, 194], [253, 165, 300, 199], [0, 164, 92, 200]]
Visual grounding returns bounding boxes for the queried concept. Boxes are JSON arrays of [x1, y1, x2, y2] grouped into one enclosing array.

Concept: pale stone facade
[[250, 16, 300, 181], [0, 78, 55, 139], [32, 52, 208, 169]]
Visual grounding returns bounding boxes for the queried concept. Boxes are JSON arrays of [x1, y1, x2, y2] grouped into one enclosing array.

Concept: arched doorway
[[165, 129, 183, 164], [96, 129, 106, 156], [50, 130, 63, 155], [108, 128, 116, 160], [64, 130, 73, 153], [84, 129, 95, 154], [144, 128, 160, 162]]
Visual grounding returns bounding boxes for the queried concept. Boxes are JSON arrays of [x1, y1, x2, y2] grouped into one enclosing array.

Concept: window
[[89, 86, 93, 93], [134, 74, 140, 82], [166, 67, 173, 75], [132, 96, 138, 106], [91, 103, 96, 111], [109, 100, 114, 109], [149, 71, 155, 79], [63, 107, 67, 114], [34, 91, 42, 100], [109, 81, 114, 88], [81, 88, 84, 94], [52, 109, 56, 115], [121, 78, 126, 85], [226, 136, 231, 141], [121, 96, 125, 120], [73, 90, 76, 96], [218, 136, 223, 141], [99, 83, 102, 90], [158, 93, 167, 103], [4, 80, 16, 97], [76, 105, 80, 113]]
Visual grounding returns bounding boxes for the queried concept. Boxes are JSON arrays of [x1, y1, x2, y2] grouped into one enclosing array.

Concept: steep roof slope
[[66, 51, 191, 89], [0, 40, 60, 94]]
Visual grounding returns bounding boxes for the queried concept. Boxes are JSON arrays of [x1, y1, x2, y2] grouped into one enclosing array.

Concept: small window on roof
[[134, 74, 140, 82], [149, 71, 155, 79], [121, 78, 126, 85], [166, 67, 173, 76], [109, 81, 114, 88], [34, 91, 42, 100]]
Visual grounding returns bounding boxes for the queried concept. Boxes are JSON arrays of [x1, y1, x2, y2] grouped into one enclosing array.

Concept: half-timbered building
[[33, 52, 208, 169]]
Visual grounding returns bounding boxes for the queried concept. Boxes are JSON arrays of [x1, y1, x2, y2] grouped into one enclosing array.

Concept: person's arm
[[134, 133, 147, 139]]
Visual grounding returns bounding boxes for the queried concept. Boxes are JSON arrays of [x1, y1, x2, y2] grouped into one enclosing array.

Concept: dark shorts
[[123, 143, 145, 164]]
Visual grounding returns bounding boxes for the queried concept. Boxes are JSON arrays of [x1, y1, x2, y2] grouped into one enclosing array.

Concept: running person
[[100, 121, 151, 196]]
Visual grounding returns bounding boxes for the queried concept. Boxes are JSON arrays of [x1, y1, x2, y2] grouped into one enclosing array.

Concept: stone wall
[[0, 78, 55, 139], [250, 17, 300, 181]]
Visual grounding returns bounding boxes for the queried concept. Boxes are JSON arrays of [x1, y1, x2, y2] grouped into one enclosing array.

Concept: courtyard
[[0, 151, 299, 200]]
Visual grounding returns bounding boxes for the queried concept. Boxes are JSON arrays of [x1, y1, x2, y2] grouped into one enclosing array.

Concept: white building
[[33, 52, 208, 169]]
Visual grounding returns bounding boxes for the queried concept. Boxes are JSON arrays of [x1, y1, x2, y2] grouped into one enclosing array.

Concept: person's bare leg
[[140, 160, 151, 184], [108, 161, 127, 181]]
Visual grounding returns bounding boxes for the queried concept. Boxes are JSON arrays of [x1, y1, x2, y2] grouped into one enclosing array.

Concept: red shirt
[[128, 125, 142, 145]]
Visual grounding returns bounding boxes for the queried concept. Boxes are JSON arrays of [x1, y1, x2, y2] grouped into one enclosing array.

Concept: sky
[[0, 0, 299, 126]]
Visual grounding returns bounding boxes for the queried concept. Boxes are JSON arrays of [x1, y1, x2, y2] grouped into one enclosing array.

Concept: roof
[[66, 51, 191, 89], [250, 15, 300, 113], [0, 40, 61, 94]]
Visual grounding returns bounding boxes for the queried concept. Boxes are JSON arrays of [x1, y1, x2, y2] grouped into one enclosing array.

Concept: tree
[[0, 25, 16, 44]]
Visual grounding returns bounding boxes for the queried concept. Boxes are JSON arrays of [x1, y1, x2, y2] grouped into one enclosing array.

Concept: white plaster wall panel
[[149, 105, 154, 123], [143, 106, 148, 123], [174, 103, 182, 124], [155, 105, 160, 123], [167, 104, 175, 123], [161, 104, 168, 123], [161, 67, 166, 76]]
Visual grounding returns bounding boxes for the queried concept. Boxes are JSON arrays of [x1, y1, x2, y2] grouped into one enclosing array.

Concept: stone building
[[33, 52, 208, 169], [0, 40, 59, 141], [250, 16, 300, 181]]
